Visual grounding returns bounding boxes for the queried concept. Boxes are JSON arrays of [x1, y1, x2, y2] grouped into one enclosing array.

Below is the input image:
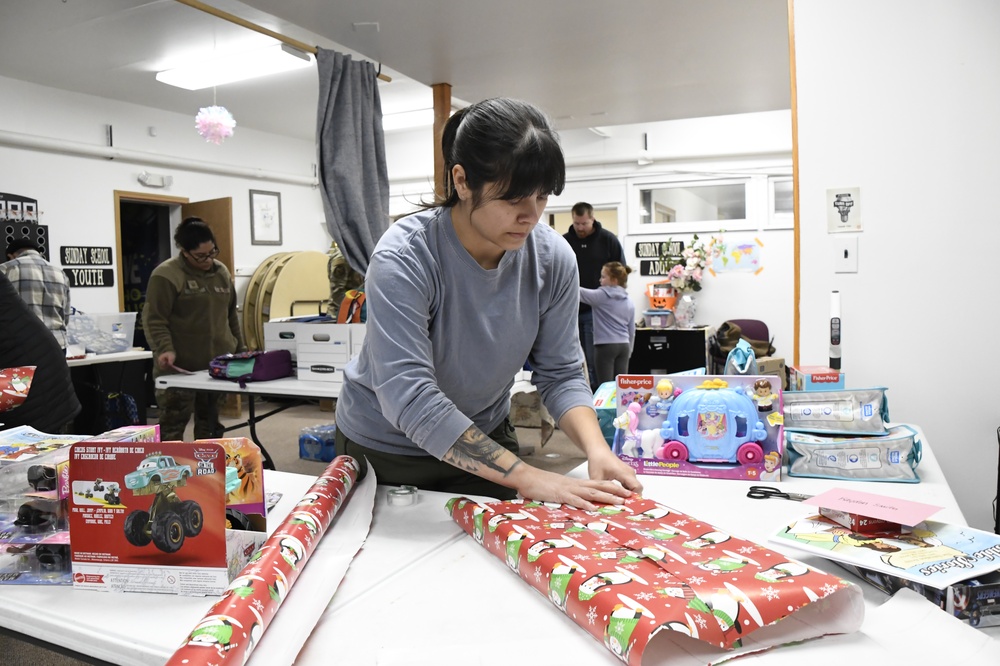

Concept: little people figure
[[645, 378, 681, 417], [751, 378, 777, 412]]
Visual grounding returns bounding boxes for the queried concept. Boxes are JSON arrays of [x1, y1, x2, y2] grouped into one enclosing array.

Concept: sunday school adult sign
[[635, 240, 683, 276]]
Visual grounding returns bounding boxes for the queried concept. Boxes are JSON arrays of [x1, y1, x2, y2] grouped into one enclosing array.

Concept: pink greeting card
[[804, 488, 941, 526]]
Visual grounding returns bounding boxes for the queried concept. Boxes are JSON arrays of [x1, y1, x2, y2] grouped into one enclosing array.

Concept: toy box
[[788, 365, 845, 391], [593, 381, 617, 447], [0, 445, 74, 586], [612, 374, 783, 481], [68, 437, 266, 596], [839, 563, 1000, 628]]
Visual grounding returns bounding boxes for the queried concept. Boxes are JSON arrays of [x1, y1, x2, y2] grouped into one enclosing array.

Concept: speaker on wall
[[4, 222, 50, 262]]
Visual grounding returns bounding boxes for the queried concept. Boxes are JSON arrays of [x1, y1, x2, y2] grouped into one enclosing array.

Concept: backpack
[[336, 289, 366, 324], [209, 350, 293, 388]]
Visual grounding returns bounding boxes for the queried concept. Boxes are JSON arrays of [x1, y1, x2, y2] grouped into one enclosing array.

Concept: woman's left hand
[[587, 447, 643, 495]]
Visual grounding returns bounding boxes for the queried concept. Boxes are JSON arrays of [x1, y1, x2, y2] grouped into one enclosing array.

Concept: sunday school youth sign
[[60, 246, 114, 287], [61, 246, 112, 266]]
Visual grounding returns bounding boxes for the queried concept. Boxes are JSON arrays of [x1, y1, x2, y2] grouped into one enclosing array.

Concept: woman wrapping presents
[[144, 217, 245, 442], [335, 97, 641, 510]]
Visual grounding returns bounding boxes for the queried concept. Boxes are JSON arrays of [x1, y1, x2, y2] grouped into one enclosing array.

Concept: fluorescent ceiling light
[[382, 108, 434, 132], [156, 43, 312, 91]]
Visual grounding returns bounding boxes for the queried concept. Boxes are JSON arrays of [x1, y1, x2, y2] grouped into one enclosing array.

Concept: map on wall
[[710, 237, 764, 275]]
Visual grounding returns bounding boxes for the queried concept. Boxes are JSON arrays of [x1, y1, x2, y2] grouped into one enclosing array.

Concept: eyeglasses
[[187, 246, 219, 262]]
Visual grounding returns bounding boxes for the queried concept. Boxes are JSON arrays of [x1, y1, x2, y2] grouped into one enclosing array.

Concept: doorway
[[119, 200, 171, 349]]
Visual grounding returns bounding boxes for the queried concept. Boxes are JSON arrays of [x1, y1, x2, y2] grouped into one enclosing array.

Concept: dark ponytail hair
[[436, 98, 565, 210], [173, 217, 216, 251]]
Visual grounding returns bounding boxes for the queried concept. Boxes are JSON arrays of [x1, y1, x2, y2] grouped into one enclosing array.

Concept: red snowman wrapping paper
[[447, 494, 863, 665], [0, 366, 34, 413], [166, 455, 360, 665]]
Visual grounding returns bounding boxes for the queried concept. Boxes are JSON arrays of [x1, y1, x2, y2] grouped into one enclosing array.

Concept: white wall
[[0, 76, 329, 314], [793, 0, 1000, 530]]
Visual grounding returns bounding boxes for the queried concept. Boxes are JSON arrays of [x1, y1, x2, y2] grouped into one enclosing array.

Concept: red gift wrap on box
[[165, 455, 360, 665], [448, 495, 857, 665]]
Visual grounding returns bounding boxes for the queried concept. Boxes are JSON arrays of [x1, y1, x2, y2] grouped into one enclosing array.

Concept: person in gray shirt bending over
[[335, 97, 641, 510]]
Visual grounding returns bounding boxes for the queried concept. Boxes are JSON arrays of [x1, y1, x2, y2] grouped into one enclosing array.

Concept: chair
[[709, 319, 774, 374]]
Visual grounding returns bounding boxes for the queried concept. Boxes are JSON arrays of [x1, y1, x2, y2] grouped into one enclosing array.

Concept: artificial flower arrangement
[[663, 233, 723, 292]]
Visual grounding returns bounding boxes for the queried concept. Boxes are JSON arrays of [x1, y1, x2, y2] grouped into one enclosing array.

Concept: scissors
[[746, 486, 812, 502]]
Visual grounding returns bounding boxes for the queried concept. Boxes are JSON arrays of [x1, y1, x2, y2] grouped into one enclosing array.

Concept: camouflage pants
[[154, 388, 224, 442]]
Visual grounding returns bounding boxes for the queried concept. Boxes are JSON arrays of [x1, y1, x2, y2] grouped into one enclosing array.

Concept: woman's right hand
[[509, 464, 634, 512], [157, 351, 176, 370]]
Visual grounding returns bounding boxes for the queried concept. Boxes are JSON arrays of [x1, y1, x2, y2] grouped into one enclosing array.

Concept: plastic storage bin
[[67, 311, 136, 354], [299, 423, 338, 462]]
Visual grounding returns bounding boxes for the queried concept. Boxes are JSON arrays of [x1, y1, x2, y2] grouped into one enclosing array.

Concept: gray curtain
[[316, 48, 390, 275]]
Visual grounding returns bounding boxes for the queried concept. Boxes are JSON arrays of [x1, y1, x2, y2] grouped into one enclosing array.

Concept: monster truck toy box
[[612, 374, 784, 481], [67, 439, 266, 596]]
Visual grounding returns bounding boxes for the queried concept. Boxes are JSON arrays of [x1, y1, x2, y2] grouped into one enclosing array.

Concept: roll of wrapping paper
[[166, 455, 360, 665]]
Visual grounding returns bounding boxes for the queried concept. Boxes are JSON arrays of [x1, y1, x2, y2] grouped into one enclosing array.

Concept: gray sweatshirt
[[336, 206, 593, 459], [579, 285, 635, 349]]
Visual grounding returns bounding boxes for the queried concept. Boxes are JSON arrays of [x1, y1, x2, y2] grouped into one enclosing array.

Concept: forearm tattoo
[[444, 425, 522, 477]]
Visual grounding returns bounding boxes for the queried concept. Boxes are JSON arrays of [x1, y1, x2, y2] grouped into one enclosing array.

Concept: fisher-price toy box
[[788, 365, 845, 391], [613, 374, 784, 481], [68, 437, 267, 596]]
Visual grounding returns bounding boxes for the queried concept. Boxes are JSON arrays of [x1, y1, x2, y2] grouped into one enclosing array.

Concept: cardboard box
[[68, 438, 266, 596], [295, 326, 350, 383], [757, 356, 787, 390], [788, 365, 845, 391], [296, 346, 346, 384], [264, 317, 352, 364], [819, 507, 900, 534], [613, 374, 784, 481]]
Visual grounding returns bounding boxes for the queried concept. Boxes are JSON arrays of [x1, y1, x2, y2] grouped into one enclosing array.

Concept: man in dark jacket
[[0, 272, 81, 433], [563, 202, 626, 390]]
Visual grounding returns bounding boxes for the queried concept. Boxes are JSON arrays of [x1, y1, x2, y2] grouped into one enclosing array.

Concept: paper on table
[[165, 456, 362, 665], [732, 588, 1000, 663], [771, 514, 1000, 590], [253, 470, 375, 665], [803, 488, 941, 526], [168, 363, 195, 375]]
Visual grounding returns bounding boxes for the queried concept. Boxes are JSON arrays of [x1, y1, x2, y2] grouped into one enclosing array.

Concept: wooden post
[[432, 83, 452, 202]]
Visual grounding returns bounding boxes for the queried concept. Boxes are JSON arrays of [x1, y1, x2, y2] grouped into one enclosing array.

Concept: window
[[632, 178, 752, 235], [769, 177, 794, 228]]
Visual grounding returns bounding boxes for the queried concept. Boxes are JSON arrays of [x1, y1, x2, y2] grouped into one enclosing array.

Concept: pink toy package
[[613, 374, 784, 481]]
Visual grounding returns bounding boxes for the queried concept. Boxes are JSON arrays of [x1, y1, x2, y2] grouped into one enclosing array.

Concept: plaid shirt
[[0, 249, 71, 349]]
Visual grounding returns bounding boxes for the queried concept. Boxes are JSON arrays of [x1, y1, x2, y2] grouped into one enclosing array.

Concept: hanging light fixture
[[157, 43, 312, 91]]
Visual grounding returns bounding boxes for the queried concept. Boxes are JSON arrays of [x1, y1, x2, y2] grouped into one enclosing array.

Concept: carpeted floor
[[1, 396, 585, 664]]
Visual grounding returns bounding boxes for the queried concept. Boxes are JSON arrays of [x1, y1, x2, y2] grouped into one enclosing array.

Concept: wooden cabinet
[[628, 327, 709, 375]]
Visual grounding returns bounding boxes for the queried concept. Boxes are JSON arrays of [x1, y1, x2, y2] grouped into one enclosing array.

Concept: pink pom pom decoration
[[195, 105, 236, 145]]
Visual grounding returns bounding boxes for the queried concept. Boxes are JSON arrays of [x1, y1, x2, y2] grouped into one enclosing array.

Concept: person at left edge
[[1, 238, 71, 351], [143, 217, 245, 441]]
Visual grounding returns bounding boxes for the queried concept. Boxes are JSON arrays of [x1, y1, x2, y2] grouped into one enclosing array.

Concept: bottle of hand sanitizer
[[829, 290, 842, 370]]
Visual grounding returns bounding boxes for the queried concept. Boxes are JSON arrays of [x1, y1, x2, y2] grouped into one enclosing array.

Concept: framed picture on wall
[[250, 190, 282, 245]]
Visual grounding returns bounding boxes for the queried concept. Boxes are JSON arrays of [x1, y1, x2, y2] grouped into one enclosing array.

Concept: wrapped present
[[447, 494, 863, 664]]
